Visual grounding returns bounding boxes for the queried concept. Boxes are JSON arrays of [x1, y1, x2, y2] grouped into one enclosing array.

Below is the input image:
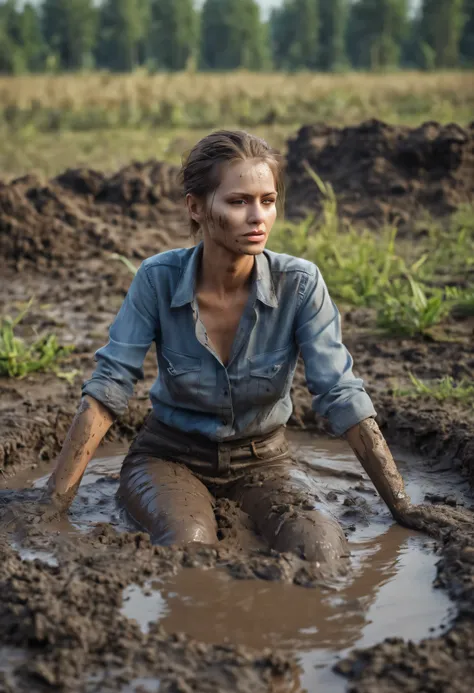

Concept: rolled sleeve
[[82, 264, 159, 417], [295, 267, 376, 436]]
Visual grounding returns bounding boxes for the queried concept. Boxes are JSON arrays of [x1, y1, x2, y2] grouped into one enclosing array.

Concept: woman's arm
[[294, 264, 376, 436], [44, 395, 114, 511], [293, 265, 411, 523], [44, 263, 159, 512], [344, 417, 411, 522], [1, 395, 114, 530]]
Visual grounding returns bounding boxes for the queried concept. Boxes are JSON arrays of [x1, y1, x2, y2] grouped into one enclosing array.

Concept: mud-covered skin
[[345, 417, 410, 521], [46, 395, 114, 502]]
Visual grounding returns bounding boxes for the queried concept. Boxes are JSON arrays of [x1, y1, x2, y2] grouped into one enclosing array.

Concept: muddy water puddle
[[2, 432, 468, 692], [119, 534, 452, 691]]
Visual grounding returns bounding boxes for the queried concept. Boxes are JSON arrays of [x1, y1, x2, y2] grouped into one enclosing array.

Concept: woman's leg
[[228, 464, 348, 565], [118, 456, 218, 546]]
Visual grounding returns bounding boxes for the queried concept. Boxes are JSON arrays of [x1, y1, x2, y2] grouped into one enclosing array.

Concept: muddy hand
[[0, 494, 64, 533], [396, 503, 473, 534]]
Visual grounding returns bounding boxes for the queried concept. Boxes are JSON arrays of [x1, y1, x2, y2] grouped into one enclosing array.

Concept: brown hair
[[178, 129, 285, 235]]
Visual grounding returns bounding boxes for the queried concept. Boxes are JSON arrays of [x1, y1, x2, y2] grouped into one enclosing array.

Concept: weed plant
[[397, 373, 474, 404], [0, 300, 75, 379], [111, 253, 138, 275], [375, 278, 450, 337]]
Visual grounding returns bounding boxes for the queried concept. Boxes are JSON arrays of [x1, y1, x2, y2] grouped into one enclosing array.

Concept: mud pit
[[1, 120, 474, 692], [0, 435, 464, 692]]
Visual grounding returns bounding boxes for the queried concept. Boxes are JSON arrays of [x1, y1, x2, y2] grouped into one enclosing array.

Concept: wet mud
[[1, 121, 474, 692], [0, 438, 469, 692]]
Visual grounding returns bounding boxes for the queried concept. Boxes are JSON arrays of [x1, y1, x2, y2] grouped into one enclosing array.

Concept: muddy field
[[0, 120, 474, 693]]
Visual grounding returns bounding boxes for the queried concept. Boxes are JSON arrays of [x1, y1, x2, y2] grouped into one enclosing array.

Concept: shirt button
[[223, 390, 229, 396], [221, 419, 227, 426]]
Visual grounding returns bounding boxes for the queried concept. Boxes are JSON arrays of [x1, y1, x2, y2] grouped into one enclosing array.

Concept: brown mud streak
[[0, 122, 474, 691]]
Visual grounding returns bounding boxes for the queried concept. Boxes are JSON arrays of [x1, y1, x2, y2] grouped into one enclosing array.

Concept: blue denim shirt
[[82, 243, 376, 440]]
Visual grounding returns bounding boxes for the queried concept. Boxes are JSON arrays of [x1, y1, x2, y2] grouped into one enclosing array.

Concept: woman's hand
[[0, 492, 65, 534], [394, 501, 472, 534]]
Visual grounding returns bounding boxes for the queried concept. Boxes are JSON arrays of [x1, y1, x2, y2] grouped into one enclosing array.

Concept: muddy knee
[[152, 516, 218, 546], [266, 511, 348, 564]]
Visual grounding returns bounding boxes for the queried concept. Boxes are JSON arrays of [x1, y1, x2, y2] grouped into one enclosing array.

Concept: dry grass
[[1, 70, 473, 132]]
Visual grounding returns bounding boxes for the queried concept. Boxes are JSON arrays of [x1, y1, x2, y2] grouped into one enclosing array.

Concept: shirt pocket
[[248, 344, 293, 403], [161, 345, 202, 401]]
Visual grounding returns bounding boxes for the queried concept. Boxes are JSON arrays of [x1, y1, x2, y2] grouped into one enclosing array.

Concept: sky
[[258, 0, 282, 19]]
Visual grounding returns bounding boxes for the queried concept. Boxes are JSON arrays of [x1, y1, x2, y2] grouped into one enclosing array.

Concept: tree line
[[0, 0, 473, 74]]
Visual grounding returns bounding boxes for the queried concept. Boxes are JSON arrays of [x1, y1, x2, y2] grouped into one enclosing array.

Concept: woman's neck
[[198, 239, 255, 297]]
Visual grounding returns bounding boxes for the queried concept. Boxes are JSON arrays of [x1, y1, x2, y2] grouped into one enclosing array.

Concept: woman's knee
[[266, 510, 348, 564], [151, 516, 218, 546], [172, 518, 217, 545]]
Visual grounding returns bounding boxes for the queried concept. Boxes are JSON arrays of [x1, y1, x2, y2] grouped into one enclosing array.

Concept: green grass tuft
[[0, 299, 76, 380], [396, 373, 474, 404]]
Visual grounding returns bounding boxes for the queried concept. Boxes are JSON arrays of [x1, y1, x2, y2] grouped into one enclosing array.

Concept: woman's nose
[[248, 203, 265, 223]]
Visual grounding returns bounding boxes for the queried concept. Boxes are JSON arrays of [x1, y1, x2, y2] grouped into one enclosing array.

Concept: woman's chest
[[196, 291, 249, 365]]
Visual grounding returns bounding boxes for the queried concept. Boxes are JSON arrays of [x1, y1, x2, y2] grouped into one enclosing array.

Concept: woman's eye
[[231, 200, 246, 205], [263, 199, 276, 205]]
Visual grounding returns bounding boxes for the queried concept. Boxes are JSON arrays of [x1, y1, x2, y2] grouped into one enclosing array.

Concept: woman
[[30, 130, 418, 566]]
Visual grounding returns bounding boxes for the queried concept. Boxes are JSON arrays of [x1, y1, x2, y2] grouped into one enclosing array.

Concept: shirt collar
[[255, 251, 278, 308], [170, 242, 278, 309]]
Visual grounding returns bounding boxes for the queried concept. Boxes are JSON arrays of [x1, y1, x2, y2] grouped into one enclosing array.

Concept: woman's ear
[[186, 194, 205, 227]]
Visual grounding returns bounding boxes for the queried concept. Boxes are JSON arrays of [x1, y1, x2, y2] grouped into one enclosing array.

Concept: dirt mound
[[285, 119, 474, 227], [0, 161, 188, 271]]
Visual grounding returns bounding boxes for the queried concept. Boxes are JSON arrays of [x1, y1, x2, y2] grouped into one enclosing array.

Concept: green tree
[[347, 0, 409, 69], [148, 0, 198, 70], [460, 0, 474, 64], [0, 0, 25, 73], [0, 0, 45, 73], [42, 0, 97, 70], [269, 4, 294, 69], [200, 0, 270, 70], [96, 0, 150, 71], [419, 0, 467, 67], [270, 0, 319, 70], [319, 0, 348, 70], [19, 3, 47, 71]]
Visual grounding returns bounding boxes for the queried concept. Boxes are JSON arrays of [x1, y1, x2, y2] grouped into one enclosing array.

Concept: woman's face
[[188, 158, 278, 256]]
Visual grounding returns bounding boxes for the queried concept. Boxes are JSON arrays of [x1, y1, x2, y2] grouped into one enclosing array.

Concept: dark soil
[[1, 121, 474, 693], [0, 160, 187, 272], [285, 119, 474, 228]]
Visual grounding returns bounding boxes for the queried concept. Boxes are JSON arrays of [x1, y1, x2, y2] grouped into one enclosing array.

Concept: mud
[[0, 160, 187, 272], [285, 119, 474, 227], [1, 121, 474, 692], [0, 438, 467, 692]]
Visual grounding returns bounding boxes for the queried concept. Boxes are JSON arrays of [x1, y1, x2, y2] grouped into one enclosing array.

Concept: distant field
[[1, 125, 295, 179], [1, 70, 473, 179], [2, 71, 473, 131]]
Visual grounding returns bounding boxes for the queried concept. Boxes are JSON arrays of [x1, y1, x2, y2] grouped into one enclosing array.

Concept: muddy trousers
[[118, 414, 348, 565]]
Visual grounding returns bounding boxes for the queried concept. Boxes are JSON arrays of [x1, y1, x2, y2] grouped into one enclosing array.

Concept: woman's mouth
[[243, 230, 266, 242]]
